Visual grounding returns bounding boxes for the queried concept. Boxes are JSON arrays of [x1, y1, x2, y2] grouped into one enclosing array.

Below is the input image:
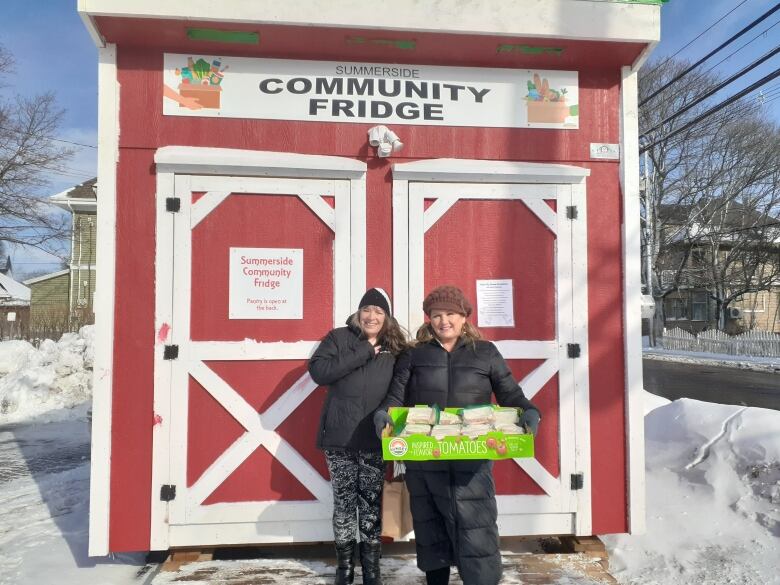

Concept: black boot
[[359, 541, 383, 585], [334, 540, 356, 585], [425, 566, 450, 585]]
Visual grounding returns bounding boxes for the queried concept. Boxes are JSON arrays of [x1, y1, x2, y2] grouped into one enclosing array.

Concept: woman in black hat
[[309, 288, 408, 585], [374, 285, 541, 585]]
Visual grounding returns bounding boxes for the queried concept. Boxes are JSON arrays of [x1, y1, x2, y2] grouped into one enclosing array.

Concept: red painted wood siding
[[109, 45, 626, 551]]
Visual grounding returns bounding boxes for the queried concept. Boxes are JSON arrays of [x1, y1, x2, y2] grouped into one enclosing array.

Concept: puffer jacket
[[381, 336, 540, 585], [382, 337, 540, 414], [309, 321, 396, 451]]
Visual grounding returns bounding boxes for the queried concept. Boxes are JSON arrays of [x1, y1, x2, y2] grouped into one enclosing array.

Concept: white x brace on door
[[151, 147, 367, 549], [392, 159, 593, 536]]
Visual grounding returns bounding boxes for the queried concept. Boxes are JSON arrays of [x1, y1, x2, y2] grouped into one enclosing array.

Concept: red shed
[[80, 0, 661, 555]]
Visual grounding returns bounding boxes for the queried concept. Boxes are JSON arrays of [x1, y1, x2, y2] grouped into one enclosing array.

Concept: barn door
[[392, 163, 591, 536], [152, 154, 364, 548]]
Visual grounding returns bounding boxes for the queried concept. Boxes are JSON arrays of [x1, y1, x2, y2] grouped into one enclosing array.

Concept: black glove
[[373, 410, 393, 438], [519, 409, 541, 436]]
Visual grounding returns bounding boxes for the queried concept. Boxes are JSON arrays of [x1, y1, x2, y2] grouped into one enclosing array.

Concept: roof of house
[[22, 269, 70, 286], [50, 178, 97, 212], [0, 271, 31, 305]]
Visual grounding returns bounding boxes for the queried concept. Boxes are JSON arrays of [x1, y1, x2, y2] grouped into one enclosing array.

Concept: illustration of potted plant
[[171, 57, 227, 109], [524, 73, 578, 124]]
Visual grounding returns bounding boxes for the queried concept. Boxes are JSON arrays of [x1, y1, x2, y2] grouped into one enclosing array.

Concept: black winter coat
[[382, 337, 540, 415], [309, 324, 396, 451], [381, 337, 540, 585]]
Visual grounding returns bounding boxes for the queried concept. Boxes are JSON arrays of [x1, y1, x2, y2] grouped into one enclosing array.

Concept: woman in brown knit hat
[[374, 285, 540, 585]]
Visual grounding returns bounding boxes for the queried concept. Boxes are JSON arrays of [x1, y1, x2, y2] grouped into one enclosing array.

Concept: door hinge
[[166, 197, 181, 212], [566, 205, 578, 219], [160, 484, 177, 501], [567, 343, 581, 358], [570, 473, 584, 490], [163, 345, 179, 360]]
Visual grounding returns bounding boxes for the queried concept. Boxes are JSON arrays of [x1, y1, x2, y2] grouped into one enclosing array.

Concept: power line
[[643, 46, 780, 137], [701, 19, 780, 77], [640, 66, 780, 154], [659, 0, 750, 64], [0, 123, 97, 149], [640, 2, 780, 107]]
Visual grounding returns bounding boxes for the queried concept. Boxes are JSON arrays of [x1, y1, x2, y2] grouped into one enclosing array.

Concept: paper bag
[[381, 480, 414, 540]]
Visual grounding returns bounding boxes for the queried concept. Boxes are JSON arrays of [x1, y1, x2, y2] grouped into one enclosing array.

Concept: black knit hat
[[358, 288, 392, 316]]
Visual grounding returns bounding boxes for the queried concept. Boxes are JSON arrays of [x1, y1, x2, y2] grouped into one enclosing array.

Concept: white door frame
[[391, 158, 593, 536], [151, 147, 366, 549]]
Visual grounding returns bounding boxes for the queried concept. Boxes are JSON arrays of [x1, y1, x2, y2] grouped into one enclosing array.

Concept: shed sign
[[163, 54, 579, 129], [228, 247, 303, 319]]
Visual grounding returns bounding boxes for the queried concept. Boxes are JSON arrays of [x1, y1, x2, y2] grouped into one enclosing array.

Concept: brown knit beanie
[[423, 285, 473, 317]]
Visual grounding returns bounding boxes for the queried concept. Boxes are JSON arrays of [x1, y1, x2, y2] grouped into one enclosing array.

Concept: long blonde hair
[[415, 321, 482, 346], [349, 312, 410, 355]]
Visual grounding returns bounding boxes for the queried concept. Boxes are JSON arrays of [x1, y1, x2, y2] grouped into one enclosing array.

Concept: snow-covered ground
[[0, 332, 778, 584]]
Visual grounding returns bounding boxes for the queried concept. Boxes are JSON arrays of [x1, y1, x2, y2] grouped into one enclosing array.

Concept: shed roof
[[79, 0, 661, 69]]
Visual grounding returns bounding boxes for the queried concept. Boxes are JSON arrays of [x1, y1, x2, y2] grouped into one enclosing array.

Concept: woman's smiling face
[[428, 309, 466, 344], [359, 305, 386, 339]]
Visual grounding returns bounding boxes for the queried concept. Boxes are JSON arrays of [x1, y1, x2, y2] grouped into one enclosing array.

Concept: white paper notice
[[229, 247, 303, 319], [476, 279, 515, 327]]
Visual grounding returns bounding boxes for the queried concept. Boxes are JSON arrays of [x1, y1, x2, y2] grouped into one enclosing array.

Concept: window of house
[[691, 292, 708, 321], [665, 297, 689, 320]]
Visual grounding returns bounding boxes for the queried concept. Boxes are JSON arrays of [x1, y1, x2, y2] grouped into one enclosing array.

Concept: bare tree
[[640, 58, 780, 337], [0, 44, 73, 259]]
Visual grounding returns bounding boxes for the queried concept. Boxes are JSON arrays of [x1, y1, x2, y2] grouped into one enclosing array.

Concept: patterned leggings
[[324, 449, 385, 545]]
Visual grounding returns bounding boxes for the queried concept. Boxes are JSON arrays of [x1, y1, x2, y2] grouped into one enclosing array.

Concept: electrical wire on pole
[[640, 2, 780, 107], [640, 66, 780, 153], [643, 46, 780, 137]]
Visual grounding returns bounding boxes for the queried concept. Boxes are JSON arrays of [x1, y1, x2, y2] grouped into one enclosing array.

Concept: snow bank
[[604, 397, 780, 585], [0, 326, 94, 424]]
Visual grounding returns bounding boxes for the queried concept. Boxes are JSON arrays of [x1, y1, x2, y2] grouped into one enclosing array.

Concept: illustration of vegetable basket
[[525, 73, 578, 124], [381, 405, 535, 461], [175, 57, 227, 109]]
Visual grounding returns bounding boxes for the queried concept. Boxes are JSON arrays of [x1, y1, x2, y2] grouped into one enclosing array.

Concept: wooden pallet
[[161, 548, 214, 572]]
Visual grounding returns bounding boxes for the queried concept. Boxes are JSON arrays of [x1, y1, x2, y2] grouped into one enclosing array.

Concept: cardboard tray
[[381, 406, 534, 461]]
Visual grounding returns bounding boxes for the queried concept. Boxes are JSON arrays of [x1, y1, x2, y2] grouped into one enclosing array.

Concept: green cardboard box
[[381, 406, 534, 461]]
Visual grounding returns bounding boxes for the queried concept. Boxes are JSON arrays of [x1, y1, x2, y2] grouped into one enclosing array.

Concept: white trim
[[154, 146, 365, 179], [570, 181, 593, 536], [77, 0, 105, 47], [189, 340, 320, 361], [620, 65, 646, 535], [167, 174, 196, 530], [23, 269, 70, 285], [88, 43, 118, 558], [168, 520, 334, 546], [150, 160, 362, 546], [349, 177, 367, 311], [496, 513, 574, 537], [396, 169, 590, 531], [392, 179, 409, 331], [78, 0, 660, 45], [492, 340, 558, 360], [150, 170, 176, 551], [50, 198, 98, 213], [188, 175, 338, 194], [333, 180, 351, 323], [393, 159, 590, 184], [298, 193, 336, 232], [422, 198, 457, 233], [190, 191, 231, 228]]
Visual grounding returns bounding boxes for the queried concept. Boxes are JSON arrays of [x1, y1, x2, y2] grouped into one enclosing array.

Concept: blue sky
[[1, 0, 778, 277]]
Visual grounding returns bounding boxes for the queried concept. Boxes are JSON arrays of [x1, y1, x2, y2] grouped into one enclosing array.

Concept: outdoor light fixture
[[368, 125, 403, 158]]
